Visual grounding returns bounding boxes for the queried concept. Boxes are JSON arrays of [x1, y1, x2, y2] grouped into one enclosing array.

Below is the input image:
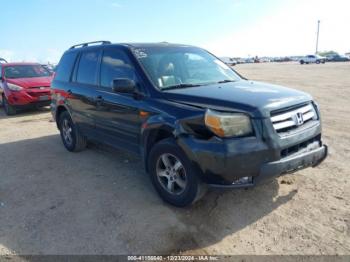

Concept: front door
[[93, 47, 143, 153]]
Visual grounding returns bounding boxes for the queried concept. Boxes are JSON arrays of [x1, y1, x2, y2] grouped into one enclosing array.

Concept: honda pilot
[[51, 41, 327, 207]]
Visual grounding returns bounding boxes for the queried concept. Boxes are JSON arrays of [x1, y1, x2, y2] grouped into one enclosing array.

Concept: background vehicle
[[0, 63, 52, 115], [220, 57, 237, 66], [41, 63, 56, 75], [244, 57, 254, 63], [326, 54, 349, 62], [259, 57, 271, 63], [272, 57, 292, 62], [51, 41, 327, 207], [300, 55, 326, 64]]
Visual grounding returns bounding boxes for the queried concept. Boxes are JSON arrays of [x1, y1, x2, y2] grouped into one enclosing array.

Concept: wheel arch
[[142, 124, 176, 173], [55, 104, 70, 128]]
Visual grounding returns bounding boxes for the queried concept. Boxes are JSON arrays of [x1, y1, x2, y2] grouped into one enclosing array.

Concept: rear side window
[[55, 52, 77, 82], [76, 50, 100, 85], [100, 49, 136, 88]]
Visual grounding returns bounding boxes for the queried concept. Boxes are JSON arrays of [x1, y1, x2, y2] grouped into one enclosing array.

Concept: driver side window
[[100, 49, 136, 88]]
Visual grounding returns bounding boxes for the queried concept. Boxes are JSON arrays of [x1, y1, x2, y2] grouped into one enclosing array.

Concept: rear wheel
[[316, 60, 320, 64], [148, 138, 207, 207], [300, 60, 305, 64], [59, 111, 87, 152], [2, 95, 16, 115]]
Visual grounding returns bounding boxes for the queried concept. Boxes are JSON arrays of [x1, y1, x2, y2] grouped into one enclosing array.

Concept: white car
[[220, 57, 237, 66], [300, 55, 326, 64]]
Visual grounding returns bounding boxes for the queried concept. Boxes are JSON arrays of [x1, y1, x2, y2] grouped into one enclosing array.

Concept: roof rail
[[69, 41, 111, 49]]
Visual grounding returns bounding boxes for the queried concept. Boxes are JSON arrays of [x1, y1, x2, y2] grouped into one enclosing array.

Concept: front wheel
[[59, 111, 87, 152], [148, 138, 207, 207], [2, 95, 16, 115]]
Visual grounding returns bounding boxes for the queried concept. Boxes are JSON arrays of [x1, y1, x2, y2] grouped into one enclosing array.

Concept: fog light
[[232, 176, 252, 185]]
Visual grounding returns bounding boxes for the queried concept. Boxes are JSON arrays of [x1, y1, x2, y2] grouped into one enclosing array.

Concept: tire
[[148, 138, 207, 207], [58, 111, 87, 152], [316, 60, 320, 64], [300, 60, 304, 64], [2, 95, 16, 115]]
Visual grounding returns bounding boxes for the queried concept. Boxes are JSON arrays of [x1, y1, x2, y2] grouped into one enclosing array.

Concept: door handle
[[96, 95, 103, 102], [95, 95, 104, 107]]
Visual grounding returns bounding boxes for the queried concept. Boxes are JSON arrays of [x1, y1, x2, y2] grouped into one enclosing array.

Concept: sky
[[0, 0, 349, 63]]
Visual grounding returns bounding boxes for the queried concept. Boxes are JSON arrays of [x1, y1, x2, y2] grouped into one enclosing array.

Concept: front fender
[[140, 111, 208, 174], [141, 114, 177, 162]]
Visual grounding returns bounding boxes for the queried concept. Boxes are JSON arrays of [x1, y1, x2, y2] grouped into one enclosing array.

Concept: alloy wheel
[[156, 153, 187, 195], [62, 119, 73, 146]]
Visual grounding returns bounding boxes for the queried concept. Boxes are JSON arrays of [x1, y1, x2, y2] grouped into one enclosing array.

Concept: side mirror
[[112, 78, 136, 94]]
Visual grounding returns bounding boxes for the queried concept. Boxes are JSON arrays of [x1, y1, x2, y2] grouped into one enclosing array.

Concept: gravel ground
[[0, 62, 349, 255]]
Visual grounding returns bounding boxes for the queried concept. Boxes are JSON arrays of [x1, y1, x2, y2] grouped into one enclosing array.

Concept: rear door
[[68, 49, 101, 136], [0, 65, 3, 101], [93, 47, 143, 153]]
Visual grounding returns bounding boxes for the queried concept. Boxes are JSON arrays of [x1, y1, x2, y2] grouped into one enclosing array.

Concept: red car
[[0, 62, 53, 115]]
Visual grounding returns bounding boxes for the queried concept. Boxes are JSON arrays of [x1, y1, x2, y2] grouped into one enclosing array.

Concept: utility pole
[[315, 20, 320, 54]]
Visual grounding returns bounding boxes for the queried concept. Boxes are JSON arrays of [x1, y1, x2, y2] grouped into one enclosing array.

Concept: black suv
[[51, 41, 327, 206]]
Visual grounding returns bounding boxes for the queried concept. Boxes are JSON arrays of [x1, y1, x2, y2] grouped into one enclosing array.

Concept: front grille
[[271, 103, 318, 134], [27, 91, 50, 97], [281, 135, 321, 158], [28, 86, 50, 89]]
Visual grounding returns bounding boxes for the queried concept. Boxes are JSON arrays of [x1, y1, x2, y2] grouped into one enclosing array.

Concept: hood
[[161, 80, 312, 118], [6, 76, 52, 89]]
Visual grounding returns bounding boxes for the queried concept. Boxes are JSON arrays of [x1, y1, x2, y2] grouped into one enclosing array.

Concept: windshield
[[132, 46, 241, 90], [4, 65, 51, 79]]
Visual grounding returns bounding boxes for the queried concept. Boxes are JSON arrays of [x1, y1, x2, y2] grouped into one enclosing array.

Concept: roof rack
[[69, 41, 111, 49]]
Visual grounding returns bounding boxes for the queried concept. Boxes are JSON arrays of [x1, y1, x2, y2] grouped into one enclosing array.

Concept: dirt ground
[[0, 62, 349, 255]]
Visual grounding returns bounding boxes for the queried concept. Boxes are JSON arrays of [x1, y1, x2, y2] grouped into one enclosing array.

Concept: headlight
[[205, 109, 253, 137], [7, 83, 23, 91]]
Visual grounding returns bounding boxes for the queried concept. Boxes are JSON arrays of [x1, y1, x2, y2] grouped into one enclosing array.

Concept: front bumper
[[189, 141, 328, 188], [5, 89, 51, 106], [178, 123, 327, 187], [254, 144, 327, 185]]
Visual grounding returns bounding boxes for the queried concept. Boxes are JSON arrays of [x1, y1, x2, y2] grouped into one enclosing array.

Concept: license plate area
[[39, 95, 50, 101]]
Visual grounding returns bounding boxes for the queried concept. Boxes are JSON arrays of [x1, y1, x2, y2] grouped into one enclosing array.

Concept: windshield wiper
[[217, 79, 236, 84], [162, 83, 202, 91]]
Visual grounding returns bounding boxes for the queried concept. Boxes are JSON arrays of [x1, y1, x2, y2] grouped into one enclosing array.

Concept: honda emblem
[[294, 112, 304, 126]]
